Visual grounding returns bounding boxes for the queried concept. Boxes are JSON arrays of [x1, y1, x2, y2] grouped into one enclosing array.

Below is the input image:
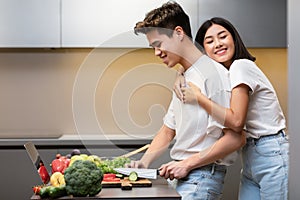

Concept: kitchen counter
[[0, 134, 173, 200], [0, 134, 153, 149], [30, 177, 181, 200]]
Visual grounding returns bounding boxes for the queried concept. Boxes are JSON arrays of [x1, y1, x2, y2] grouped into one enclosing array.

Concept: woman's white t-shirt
[[230, 59, 286, 138]]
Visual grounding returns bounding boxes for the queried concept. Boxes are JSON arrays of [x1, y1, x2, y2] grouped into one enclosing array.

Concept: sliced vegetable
[[103, 173, 116, 179], [103, 174, 120, 182], [103, 177, 121, 182], [116, 173, 124, 178], [128, 171, 138, 181]]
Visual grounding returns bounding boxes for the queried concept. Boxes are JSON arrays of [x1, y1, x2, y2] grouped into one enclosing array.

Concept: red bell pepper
[[38, 165, 50, 184], [103, 173, 120, 182], [51, 154, 70, 174]]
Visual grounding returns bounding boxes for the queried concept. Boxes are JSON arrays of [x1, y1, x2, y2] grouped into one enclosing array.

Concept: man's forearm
[[140, 125, 175, 168]]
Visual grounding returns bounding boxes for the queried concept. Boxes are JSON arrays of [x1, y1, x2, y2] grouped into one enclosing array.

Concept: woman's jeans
[[174, 163, 227, 200], [239, 130, 289, 200]]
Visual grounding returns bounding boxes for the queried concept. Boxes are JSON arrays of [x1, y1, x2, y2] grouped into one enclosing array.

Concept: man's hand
[[159, 160, 190, 180], [125, 160, 146, 168], [181, 82, 202, 104]]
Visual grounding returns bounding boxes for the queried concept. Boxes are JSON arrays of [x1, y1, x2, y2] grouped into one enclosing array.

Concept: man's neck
[[181, 44, 204, 71]]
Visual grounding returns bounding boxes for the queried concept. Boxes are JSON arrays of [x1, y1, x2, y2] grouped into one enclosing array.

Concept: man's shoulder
[[192, 55, 227, 77]]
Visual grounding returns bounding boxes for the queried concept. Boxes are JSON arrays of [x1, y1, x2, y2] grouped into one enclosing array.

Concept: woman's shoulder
[[230, 59, 257, 71], [232, 59, 256, 65]]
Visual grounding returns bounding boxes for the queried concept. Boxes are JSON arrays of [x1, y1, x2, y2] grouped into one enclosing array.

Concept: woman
[[175, 17, 289, 200]]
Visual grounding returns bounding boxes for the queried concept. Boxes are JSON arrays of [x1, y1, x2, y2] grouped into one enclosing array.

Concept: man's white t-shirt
[[230, 59, 286, 138], [164, 55, 237, 166]]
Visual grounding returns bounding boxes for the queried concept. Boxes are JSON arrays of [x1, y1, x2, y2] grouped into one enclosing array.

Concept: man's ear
[[174, 26, 184, 41]]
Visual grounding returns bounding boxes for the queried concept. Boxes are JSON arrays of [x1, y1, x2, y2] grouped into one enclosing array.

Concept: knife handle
[[157, 169, 161, 175]]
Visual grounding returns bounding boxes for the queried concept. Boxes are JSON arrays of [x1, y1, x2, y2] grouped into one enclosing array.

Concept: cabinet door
[[198, 0, 286, 47], [61, 0, 198, 47], [0, 0, 60, 47]]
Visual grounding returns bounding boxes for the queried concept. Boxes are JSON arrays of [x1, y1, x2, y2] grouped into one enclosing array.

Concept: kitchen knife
[[24, 142, 50, 184], [114, 168, 159, 179]]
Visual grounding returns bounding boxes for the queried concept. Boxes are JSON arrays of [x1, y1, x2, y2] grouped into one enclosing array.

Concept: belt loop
[[280, 130, 285, 137], [211, 163, 215, 175]]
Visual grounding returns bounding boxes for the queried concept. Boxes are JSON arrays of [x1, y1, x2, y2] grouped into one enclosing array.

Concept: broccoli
[[64, 160, 103, 197]]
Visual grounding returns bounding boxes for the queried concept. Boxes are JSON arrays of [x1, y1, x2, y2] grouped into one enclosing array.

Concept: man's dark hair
[[134, 1, 192, 39]]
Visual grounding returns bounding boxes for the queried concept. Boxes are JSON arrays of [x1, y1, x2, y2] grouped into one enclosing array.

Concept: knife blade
[[114, 168, 159, 179], [24, 142, 50, 184]]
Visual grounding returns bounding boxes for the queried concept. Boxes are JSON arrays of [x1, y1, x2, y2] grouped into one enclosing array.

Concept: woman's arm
[[185, 128, 246, 169], [182, 82, 250, 133], [159, 128, 246, 179]]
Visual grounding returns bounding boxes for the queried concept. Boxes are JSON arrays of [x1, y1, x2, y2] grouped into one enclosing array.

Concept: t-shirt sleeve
[[230, 59, 257, 92]]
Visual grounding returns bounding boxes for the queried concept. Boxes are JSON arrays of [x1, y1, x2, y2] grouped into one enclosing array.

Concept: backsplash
[[0, 48, 287, 138]]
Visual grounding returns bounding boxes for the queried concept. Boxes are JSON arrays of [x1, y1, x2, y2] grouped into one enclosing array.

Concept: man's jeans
[[174, 163, 227, 200]]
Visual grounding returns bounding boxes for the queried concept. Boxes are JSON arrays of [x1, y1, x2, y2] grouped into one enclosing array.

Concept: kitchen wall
[[0, 48, 287, 138]]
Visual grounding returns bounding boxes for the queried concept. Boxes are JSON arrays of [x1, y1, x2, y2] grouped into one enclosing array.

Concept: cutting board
[[102, 177, 152, 188]]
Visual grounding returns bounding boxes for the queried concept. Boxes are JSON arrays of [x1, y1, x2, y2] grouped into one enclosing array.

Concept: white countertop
[[0, 133, 154, 147]]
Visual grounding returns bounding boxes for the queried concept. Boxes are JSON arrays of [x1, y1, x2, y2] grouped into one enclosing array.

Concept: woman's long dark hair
[[195, 17, 256, 62]]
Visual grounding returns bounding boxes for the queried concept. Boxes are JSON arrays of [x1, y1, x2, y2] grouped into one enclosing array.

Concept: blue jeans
[[175, 163, 227, 200], [239, 130, 289, 200]]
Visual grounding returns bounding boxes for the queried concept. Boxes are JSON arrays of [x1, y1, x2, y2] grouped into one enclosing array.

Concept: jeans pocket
[[206, 189, 222, 200], [255, 138, 282, 157]]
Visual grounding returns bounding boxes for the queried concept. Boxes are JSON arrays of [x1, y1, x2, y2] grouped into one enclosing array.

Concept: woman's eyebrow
[[204, 30, 227, 40], [217, 30, 226, 36]]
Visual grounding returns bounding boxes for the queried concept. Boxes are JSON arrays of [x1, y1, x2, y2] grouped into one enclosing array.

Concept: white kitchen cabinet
[[0, 0, 60, 47], [61, 0, 198, 48], [197, 0, 286, 47], [0, 0, 286, 48]]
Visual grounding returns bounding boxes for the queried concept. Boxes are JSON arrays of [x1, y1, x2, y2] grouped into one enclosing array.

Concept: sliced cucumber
[[128, 171, 138, 181], [116, 173, 124, 178]]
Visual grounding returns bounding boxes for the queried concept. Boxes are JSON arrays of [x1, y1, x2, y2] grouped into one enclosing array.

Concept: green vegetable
[[48, 186, 67, 198], [97, 157, 131, 174], [116, 173, 124, 178], [38, 185, 66, 199], [64, 160, 103, 197], [39, 187, 49, 198], [129, 171, 138, 181]]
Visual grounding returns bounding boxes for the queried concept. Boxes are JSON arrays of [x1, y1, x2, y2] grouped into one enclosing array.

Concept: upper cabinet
[[61, 0, 198, 48], [0, 0, 60, 48], [0, 0, 286, 48], [197, 0, 287, 48]]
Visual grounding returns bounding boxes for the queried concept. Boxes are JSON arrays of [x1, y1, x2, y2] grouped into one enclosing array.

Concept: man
[[129, 2, 245, 199]]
